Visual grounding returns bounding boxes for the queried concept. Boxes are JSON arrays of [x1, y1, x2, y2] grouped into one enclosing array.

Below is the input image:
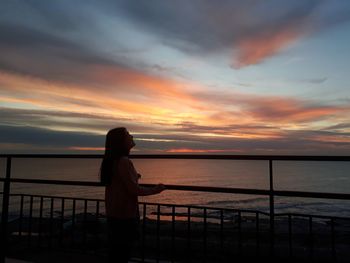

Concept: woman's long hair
[[99, 127, 130, 185]]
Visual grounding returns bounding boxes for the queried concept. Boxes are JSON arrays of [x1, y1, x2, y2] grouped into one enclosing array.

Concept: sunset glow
[[1, 1, 350, 155]]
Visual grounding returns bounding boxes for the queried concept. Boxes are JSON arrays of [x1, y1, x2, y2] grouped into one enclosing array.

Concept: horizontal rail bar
[[274, 190, 350, 200], [1, 193, 103, 202], [1, 179, 349, 200], [162, 184, 270, 195], [0, 178, 102, 186], [0, 153, 350, 161]]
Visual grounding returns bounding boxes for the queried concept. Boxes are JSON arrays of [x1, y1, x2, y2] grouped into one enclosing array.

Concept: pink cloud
[[232, 27, 304, 69], [166, 148, 243, 153]]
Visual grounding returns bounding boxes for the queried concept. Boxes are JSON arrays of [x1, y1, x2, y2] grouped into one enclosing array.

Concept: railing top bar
[[0, 153, 350, 161]]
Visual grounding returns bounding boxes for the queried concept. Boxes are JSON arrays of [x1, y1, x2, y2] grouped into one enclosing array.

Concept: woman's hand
[[154, 183, 166, 194]]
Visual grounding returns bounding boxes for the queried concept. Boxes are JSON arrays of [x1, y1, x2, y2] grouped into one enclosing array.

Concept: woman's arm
[[118, 157, 165, 196]]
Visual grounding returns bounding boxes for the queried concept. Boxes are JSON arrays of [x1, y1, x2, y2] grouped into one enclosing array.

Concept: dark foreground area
[[5, 212, 350, 263]]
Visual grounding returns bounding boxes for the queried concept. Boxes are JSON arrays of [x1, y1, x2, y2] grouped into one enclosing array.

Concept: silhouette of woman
[[100, 127, 165, 263]]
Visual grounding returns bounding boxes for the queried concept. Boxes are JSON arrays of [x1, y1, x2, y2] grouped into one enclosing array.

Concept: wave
[[205, 197, 269, 207]]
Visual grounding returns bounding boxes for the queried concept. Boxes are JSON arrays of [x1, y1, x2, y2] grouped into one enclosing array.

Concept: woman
[[100, 127, 165, 262]]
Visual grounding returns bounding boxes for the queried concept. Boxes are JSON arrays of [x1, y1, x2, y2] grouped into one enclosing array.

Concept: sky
[[1, 0, 350, 155]]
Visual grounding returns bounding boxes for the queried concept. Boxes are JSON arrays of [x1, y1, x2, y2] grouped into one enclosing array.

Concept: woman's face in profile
[[124, 130, 136, 150]]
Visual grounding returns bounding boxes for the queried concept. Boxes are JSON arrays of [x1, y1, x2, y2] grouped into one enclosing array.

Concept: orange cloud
[[88, 64, 204, 106], [190, 89, 350, 129], [0, 69, 209, 128], [232, 27, 303, 68], [311, 135, 350, 143], [1, 66, 349, 143], [166, 148, 243, 153], [245, 97, 349, 124]]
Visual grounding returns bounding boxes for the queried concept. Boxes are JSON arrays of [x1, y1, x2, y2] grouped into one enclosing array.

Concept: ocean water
[[1, 158, 350, 217]]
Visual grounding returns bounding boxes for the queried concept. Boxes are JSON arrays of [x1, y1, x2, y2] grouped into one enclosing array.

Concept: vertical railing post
[[1, 156, 12, 263], [269, 159, 275, 256]]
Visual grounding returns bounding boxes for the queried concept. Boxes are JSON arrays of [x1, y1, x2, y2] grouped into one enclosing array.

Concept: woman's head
[[104, 127, 135, 158], [100, 127, 135, 185]]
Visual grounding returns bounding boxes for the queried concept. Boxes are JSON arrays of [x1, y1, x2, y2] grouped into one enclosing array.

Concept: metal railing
[[1, 154, 350, 262]]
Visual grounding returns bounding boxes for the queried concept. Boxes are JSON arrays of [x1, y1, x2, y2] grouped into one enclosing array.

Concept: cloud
[[166, 148, 243, 153], [115, 0, 350, 68], [0, 106, 175, 138], [244, 99, 348, 123], [1, 67, 349, 142], [2, 0, 349, 73], [301, 77, 328, 84], [191, 89, 350, 124], [0, 66, 209, 130], [1, 123, 350, 155], [0, 22, 128, 85], [231, 26, 302, 69], [0, 1, 349, 155], [0, 125, 103, 148], [0, 107, 134, 133], [170, 121, 284, 140], [324, 123, 350, 131]]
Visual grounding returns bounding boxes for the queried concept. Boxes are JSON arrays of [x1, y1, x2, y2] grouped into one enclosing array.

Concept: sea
[[1, 158, 350, 218]]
